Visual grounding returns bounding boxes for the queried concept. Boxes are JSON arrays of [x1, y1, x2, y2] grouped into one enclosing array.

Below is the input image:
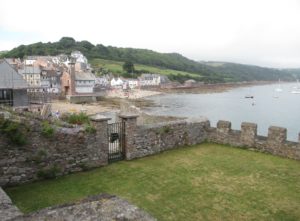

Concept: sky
[[1, 0, 300, 68]]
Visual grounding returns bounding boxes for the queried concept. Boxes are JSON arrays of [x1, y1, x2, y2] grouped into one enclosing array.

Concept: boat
[[245, 95, 254, 99], [291, 90, 300, 94], [291, 80, 300, 93], [275, 79, 283, 92]]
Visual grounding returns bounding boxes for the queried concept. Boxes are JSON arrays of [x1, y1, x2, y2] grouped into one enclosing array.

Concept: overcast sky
[[1, 0, 300, 68]]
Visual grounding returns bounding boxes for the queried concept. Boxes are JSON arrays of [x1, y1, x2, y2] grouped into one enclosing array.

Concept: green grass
[[5, 144, 300, 221], [91, 58, 201, 78]]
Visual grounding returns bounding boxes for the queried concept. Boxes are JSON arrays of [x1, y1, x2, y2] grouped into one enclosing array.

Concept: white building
[[110, 77, 124, 88], [18, 66, 42, 89], [127, 79, 139, 89]]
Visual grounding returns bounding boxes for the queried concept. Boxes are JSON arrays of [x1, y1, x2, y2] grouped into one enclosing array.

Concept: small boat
[[275, 79, 283, 92], [245, 95, 254, 99], [291, 90, 300, 94]]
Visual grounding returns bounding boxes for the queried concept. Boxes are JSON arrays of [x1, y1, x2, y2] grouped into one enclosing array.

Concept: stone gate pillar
[[90, 114, 111, 166], [119, 114, 139, 160]]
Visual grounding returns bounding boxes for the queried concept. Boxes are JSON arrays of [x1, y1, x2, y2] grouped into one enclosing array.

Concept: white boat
[[291, 80, 300, 94], [291, 90, 300, 94], [275, 79, 283, 92]]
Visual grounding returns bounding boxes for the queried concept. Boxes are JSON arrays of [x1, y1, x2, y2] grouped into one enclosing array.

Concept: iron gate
[[107, 121, 125, 163]]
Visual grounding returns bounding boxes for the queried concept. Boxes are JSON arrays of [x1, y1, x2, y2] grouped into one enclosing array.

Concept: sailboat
[[291, 80, 300, 94], [275, 79, 283, 92]]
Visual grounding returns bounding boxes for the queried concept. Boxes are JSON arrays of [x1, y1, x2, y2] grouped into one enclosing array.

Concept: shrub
[[156, 125, 172, 135], [65, 112, 90, 125], [0, 119, 28, 145], [84, 123, 96, 134], [41, 121, 55, 138], [32, 148, 48, 163], [37, 165, 61, 179]]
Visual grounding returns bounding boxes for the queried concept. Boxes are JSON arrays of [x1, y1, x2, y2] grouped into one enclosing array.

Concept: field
[[5, 143, 300, 221], [90, 58, 201, 78]]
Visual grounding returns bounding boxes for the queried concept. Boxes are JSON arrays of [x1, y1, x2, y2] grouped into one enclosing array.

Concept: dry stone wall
[[0, 115, 109, 187]]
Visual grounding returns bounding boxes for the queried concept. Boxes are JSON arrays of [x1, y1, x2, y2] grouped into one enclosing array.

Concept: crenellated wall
[[119, 115, 300, 161], [1, 113, 299, 187]]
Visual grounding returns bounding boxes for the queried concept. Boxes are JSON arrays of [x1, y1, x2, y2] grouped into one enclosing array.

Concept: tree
[[123, 61, 135, 73]]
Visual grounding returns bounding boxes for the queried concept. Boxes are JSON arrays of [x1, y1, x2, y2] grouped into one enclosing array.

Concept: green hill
[[1, 37, 300, 82]]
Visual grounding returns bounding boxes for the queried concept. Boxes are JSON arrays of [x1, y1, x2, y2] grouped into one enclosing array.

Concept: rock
[[10, 194, 156, 221]]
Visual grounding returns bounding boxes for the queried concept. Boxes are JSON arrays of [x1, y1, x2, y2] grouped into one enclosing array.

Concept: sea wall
[[120, 115, 300, 161], [0, 114, 109, 187]]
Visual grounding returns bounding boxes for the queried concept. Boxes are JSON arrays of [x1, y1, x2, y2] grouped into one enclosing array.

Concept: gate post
[[90, 114, 111, 166], [119, 114, 139, 160]]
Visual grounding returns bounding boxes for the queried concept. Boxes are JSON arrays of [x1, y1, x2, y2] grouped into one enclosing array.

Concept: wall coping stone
[[119, 114, 139, 119], [90, 114, 111, 122]]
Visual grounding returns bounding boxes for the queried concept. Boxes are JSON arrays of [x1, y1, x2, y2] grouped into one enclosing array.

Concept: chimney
[[69, 57, 76, 95]]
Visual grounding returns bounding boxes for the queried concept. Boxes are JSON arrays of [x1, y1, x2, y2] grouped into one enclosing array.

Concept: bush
[[65, 112, 90, 125], [0, 119, 28, 145], [84, 123, 96, 134], [37, 165, 61, 179], [41, 121, 55, 138]]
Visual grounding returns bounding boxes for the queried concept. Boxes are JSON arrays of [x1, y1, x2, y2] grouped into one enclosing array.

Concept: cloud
[[0, 0, 300, 68]]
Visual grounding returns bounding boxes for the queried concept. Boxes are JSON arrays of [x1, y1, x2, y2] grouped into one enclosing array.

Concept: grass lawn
[[5, 144, 300, 221]]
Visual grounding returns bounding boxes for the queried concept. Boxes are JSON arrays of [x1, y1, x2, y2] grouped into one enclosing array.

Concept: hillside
[[1, 37, 300, 82], [91, 58, 202, 82]]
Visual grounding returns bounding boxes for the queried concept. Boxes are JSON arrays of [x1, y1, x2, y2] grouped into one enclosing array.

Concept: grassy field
[[90, 58, 201, 78], [5, 144, 300, 221]]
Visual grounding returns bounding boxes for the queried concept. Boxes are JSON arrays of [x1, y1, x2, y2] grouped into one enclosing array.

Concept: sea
[[145, 82, 300, 141]]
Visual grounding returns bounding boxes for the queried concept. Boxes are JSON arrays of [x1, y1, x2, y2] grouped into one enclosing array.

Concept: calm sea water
[[146, 83, 300, 141]]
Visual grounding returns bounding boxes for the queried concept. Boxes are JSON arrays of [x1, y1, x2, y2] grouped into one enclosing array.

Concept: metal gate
[[108, 121, 125, 163]]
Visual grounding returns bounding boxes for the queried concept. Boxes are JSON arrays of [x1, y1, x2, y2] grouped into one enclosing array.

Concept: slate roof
[[0, 59, 28, 89]]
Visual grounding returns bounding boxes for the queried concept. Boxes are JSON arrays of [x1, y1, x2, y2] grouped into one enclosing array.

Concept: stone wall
[[207, 120, 300, 160], [1, 113, 300, 187], [120, 115, 209, 160], [119, 115, 300, 161], [0, 115, 109, 187], [0, 187, 23, 221]]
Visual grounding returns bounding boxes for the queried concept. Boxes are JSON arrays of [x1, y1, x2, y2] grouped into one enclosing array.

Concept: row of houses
[[97, 74, 170, 90]]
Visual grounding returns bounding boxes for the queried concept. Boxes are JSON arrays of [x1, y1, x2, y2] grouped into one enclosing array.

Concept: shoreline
[[158, 81, 278, 94]]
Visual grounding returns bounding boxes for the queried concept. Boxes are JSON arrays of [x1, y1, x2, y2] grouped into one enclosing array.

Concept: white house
[[139, 74, 162, 87], [110, 77, 124, 88], [18, 66, 42, 89], [127, 79, 139, 89]]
